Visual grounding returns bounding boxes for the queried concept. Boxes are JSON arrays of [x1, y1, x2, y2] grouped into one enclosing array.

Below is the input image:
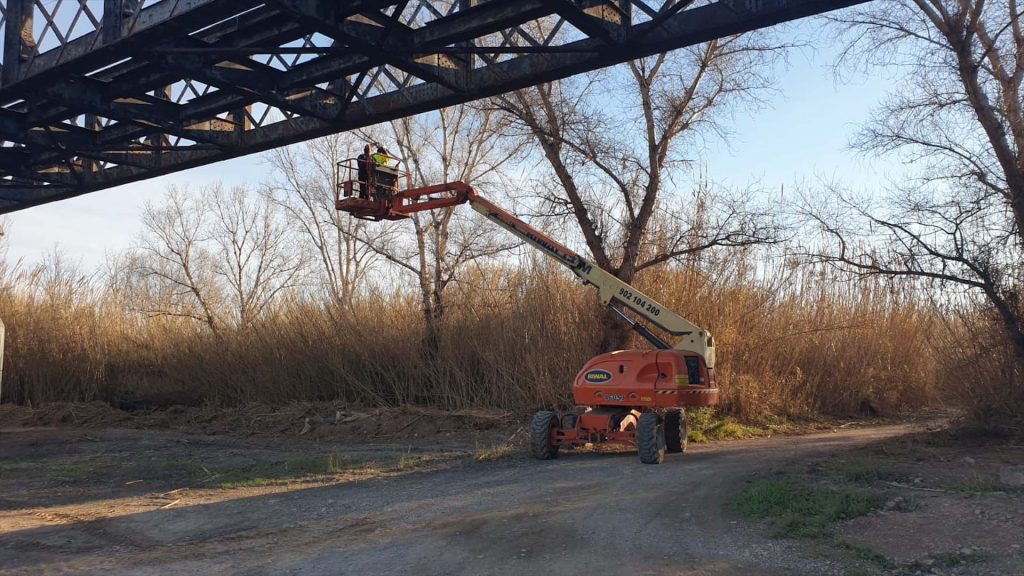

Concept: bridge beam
[[1, 0, 36, 87], [0, 0, 872, 213]]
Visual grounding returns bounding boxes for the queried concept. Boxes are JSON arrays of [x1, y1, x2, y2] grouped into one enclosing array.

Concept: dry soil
[[0, 412, 1021, 576]]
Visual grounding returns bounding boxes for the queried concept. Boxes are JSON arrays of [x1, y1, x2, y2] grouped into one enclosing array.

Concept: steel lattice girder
[[0, 0, 870, 213]]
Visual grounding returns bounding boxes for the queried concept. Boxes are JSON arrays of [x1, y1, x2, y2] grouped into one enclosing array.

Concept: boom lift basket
[[336, 174, 475, 221], [335, 157, 412, 221]]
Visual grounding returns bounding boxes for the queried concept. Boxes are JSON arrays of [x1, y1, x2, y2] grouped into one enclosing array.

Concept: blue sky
[[701, 27, 902, 193], [1, 19, 902, 271]]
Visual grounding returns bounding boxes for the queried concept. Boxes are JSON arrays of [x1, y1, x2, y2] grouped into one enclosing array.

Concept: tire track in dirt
[[1, 424, 919, 576]]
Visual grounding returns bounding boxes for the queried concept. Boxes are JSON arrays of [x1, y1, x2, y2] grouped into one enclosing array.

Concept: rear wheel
[[531, 411, 560, 460], [637, 412, 665, 464], [665, 408, 688, 454]]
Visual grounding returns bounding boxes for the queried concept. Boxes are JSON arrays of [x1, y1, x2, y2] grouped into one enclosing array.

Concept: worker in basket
[[371, 144, 399, 200], [356, 145, 372, 198]]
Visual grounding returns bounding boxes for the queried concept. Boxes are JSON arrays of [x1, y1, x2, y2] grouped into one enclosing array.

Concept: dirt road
[[1, 422, 954, 576]]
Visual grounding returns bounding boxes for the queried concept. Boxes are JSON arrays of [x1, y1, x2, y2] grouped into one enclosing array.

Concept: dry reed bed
[[0, 256, 955, 422]]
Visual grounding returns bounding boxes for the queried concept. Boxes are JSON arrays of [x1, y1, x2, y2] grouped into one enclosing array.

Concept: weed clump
[[730, 479, 881, 538], [209, 454, 365, 489], [686, 408, 771, 442]]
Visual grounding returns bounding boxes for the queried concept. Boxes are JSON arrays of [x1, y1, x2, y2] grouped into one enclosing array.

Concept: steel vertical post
[[2, 0, 36, 86]]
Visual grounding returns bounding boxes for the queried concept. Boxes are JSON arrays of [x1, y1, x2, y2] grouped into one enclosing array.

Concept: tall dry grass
[[0, 250, 947, 422], [932, 307, 1024, 434], [635, 256, 940, 419]]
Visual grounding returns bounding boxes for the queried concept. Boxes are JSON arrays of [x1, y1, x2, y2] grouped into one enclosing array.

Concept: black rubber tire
[[531, 411, 560, 460], [665, 408, 688, 454], [637, 412, 665, 464]]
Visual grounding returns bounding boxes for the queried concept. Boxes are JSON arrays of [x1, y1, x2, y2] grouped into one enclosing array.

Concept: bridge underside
[[0, 0, 866, 213]]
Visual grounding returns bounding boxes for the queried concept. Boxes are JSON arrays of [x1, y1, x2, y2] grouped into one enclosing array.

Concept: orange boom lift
[[336, 160, 718, 464]]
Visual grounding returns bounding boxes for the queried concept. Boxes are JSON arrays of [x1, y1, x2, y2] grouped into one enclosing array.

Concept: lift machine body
[[336, 166, 719, 464]]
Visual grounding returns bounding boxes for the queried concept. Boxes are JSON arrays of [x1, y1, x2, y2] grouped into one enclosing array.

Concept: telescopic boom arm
[[468, 192, 715, 368], [342, 181, 715, 367]]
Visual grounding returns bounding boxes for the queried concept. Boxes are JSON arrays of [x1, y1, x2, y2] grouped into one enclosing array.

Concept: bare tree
[[494, 35, 785, 350], [207, 186, 305, 328], [129, 184, 301, 331], [360, 105, 522, 355], [133, 186, 223, 331], [263, 134, 378, 308], [815, 2, 1024, 366]]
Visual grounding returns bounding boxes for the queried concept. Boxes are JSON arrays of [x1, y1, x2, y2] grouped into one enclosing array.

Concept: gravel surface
[[0, 423, 930, 576]]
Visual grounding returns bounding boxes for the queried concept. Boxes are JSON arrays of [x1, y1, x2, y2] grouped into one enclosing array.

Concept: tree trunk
[[422, 303, 443, 360], [990, 291, 1024, 366], [597, 266, 639, 352], [952, 39, 1024, 247], [416, 261, 443, 360], [598, 307, 631, 352], [422, 284, 445, 360]]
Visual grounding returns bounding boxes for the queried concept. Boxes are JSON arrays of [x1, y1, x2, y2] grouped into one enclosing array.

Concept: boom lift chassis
[[336, 168, 719, 464]]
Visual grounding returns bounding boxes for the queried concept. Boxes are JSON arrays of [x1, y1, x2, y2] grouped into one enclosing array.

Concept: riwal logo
[[583, 369, 613, 384]]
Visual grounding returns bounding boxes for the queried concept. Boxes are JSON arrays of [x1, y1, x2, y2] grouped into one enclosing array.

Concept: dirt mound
[[146, 402, 515, 440], [0, 401, 515, 441], [0, 401, 134, 428]]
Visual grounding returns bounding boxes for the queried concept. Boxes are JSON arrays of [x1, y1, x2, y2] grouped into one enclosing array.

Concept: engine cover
[[573, 349, 719, 408]]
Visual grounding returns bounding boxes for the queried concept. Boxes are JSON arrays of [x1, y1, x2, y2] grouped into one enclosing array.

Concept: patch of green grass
[[208, 454, 365, 489], [803, 538, 897, 574], [686, 427, 709, 443], [0, 453, 52, 470], [0, 454, 113, 482], [686, 408, 770, 443], [932, 550, 987, 568], [398, 454, 431, 469], [687, 417, 768, 442], [686, 407, 717, 432], [473, 444, 518, 462], [731, 479, 882, 538], [214, 476, 289, 489], [828, 458, 895, 485], [47, 461, 104, 480], [707, 418, 770, 440], [836, 540, 897, 570]]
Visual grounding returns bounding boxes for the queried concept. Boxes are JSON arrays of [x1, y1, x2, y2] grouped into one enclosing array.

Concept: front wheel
[[665, 408, 688, 454], [531, 411, 560, 460], [637, 412, 665, 464]]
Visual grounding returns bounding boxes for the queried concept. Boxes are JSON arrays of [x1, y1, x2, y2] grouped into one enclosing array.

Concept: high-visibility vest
[[371, 152, 391, 166]]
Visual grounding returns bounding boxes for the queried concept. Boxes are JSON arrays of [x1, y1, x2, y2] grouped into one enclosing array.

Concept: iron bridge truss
[[0, 0, 868, 213]]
